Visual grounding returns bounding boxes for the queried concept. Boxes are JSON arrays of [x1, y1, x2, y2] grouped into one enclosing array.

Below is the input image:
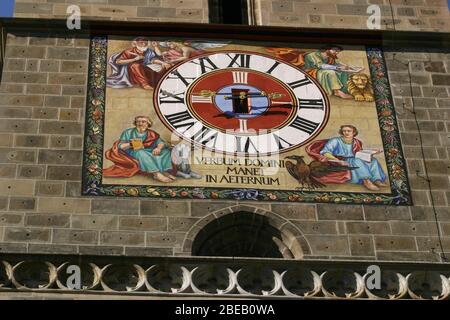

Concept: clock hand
[[197, 90, 285, 99]]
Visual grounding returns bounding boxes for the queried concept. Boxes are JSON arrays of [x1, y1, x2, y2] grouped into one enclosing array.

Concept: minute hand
[[197, 90, 285, 99]]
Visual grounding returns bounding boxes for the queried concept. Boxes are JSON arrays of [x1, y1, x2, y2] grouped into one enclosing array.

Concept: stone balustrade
[[0, 254, 449, 299]]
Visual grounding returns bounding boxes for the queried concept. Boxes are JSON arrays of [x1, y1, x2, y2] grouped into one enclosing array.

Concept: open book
[[338, 65, 364, 73], [355, 149, 380, 162]]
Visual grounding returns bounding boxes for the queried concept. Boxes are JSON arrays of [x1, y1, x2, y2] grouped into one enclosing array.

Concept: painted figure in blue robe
[[309, 125, 388, 191], [104, 116, 175, 183]]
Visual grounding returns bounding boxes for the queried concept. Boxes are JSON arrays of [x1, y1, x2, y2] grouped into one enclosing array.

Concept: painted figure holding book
[[103, 116, 176, 183], [306, 125, 387, 191]]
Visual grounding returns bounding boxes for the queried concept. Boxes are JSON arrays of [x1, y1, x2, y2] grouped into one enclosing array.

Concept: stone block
[[424, 61, 446, 73], [47, 74, 87, 85], [136, 7, 175, 17], [78, 245, 123, 256], [5, 45, 47, 59], [2, 72, 47, 84], [9, 197, 36, 211], [168, 217, 198, 232], [0, 179, 35, 196], [0, 106, 32, 119], [91, 199, 139, 215], [0, 149, 36, 164], [65, 181, 82, 197], [71, 215, 119, 230], [363, 205, 411, 221], [432, 74, 450, 86], [17, 165, 45, 179], [0, 213, 24, 226], [140, 200, 190, 216], [0, 164, 17, 178], [59, 109, 80, 121], [349, 235, 375, 256], [100, 231, 145, 246], [37, 197, 90, 214], [36, 181, 64, 196], [0, 119, 38, 134], [146, 232, 185, 247], [28, 244, 78, 254], [25, 214, 70, 227], [376, 251, 440, 262], [317, 204, 364, 220], [44, 95, 70, 108], [49, 136, 70, 149], [60, 60, 86, 72], [46, 166, 81, 181], [119, 216, 167, 231], [0, 242, 28, 253], [5, 58, 26, 71], [32, 108, 59, 120], [53, 229, 99, 244], [62, 85, 85, 96], [390, 221, 435, 236], [15, 135, 48, 148], [39, 60, 60, 72], [4, 227, 51, 242], [292, 221, 337, 234], [39, 121, 82, 135], [271, 204, 316, 220], [306, 235, 350, 255], [46, 47, 88, 60], [190, 201, 235, 217], [125, 247, 172, 257], [374, 236, 416, 251], [346, 222, 391, 234], [38, 149, 82, 165]]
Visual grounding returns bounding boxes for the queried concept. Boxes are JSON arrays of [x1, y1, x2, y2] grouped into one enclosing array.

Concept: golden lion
[[347, 73, 374, 102]]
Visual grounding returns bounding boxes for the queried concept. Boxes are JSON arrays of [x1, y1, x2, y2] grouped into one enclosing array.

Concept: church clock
[[154, 51, 330, 156]]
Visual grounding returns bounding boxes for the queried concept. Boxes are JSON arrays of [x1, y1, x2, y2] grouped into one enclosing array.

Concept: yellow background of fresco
[[102, 38, 389, 193]]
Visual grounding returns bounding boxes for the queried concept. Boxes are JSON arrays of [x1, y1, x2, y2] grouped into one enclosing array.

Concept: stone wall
[[0, 0, 449, 263], [256, 0, 450, 32], [12, 0, 450, 32], [13, 0, 209, 23]]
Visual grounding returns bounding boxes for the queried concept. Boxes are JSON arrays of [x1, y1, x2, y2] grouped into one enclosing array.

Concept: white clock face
[[154, 51, 329, 156]]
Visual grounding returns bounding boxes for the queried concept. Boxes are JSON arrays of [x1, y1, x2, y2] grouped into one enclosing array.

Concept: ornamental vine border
[[81, 36, 412, 205]]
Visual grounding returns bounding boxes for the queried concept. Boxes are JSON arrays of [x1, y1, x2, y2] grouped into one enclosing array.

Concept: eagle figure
[[285, 155, 358, 190]]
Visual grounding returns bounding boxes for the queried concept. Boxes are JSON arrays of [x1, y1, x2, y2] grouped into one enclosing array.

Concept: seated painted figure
[[103, 116, 176, 183], [306, 125, 388, 191]]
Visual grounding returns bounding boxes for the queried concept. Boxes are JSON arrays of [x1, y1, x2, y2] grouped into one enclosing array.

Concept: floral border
[[82, 37, 412, 205]]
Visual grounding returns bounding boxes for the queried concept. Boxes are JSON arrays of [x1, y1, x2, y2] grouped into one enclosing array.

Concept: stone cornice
[[1, 253, 449, 300]]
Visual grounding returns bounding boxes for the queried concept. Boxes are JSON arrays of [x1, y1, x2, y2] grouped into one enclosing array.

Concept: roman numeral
[[238, 119, 248, 132], [191, 95, 213, 103], [167, 70, 195, 87], [190, 57, 219, 74], [189, 126, 218, 148], [288, 78, 312, 89], [165, 111, 196, 130], [297, 98, 324, 110], [226, 53, 251, 68], [158, 91, 185, 104], [289, 116, 319, 135], [266, 61, 280, 74], [232, 71, 248, 84], [272, 133, 294, 150], [236, 136, 259, 154]]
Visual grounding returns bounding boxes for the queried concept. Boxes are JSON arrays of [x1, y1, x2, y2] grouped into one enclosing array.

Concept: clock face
[[154, 51, 329, 156]]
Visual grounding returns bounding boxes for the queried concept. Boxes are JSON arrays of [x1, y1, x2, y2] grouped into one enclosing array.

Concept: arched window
[[192, 211, 296, 258], [208, 0, 249, 25]]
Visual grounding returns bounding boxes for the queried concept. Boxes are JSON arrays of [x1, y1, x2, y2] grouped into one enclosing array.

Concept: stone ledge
[[0, 253, 449, 300]]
